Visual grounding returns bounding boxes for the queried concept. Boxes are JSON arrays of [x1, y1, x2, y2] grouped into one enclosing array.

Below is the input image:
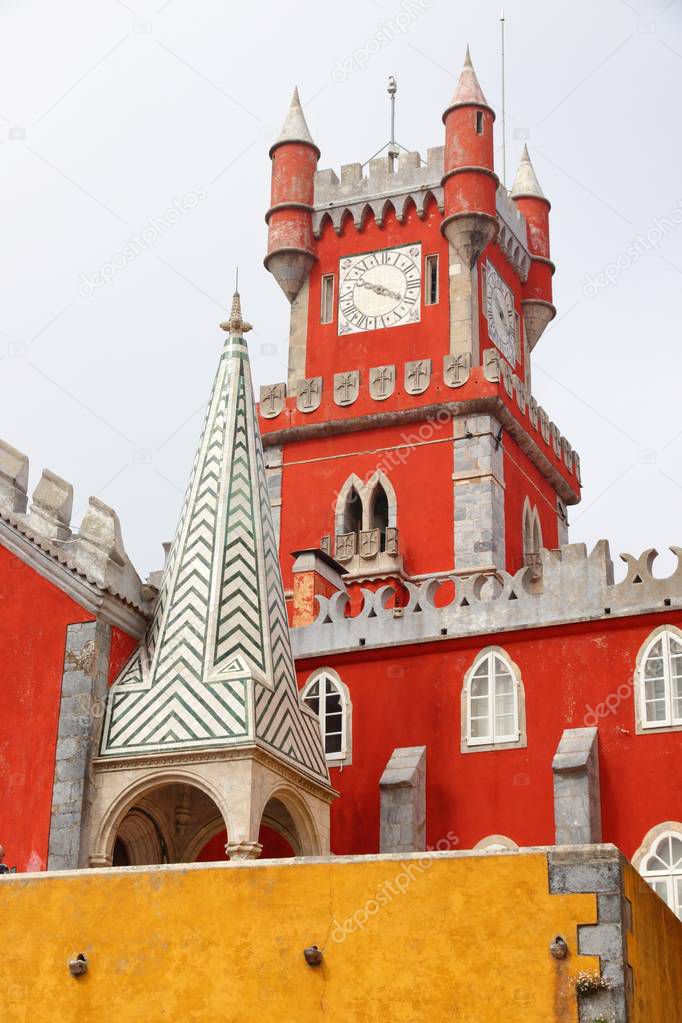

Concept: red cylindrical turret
[[264, 88, 319, 302], [441, 47, 499, 266], [511, 146, 556, 349]]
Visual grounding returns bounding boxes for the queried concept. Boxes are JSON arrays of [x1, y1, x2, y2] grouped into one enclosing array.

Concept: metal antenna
[[387, 75, 398, 171], [235, 266, 239, 293], [500, 9, 507, 189]]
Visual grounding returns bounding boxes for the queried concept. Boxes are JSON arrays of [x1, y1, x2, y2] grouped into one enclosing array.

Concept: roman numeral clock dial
[[338, 245, 422, 335], [485, 261, 517, 366]]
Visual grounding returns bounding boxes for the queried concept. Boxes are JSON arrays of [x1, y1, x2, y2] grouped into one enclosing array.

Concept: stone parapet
[[291, 541, 682, 657]]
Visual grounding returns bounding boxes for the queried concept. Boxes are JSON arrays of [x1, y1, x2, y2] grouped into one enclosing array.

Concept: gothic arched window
[[461, 648, 526, 752], [636, 627, 682, 731], [343, 486, 363, 537], [639, 828, 682, 920], [522, 499, 542, 570], [370, 483, 389, 552], [302, 670, 352, 764]]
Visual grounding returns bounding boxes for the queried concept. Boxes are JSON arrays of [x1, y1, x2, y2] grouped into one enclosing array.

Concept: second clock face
[[338, 245, 422, 335], [485, 261, 517, 366]]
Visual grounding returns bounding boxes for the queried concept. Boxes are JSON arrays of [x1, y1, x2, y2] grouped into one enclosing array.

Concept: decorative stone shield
[[259, 383, 285, 419], [538, 406, 550, 443], [334, 370, 360, 407], [320, 535, 331, 555], [360, 528, 380, 559], [296, 377, 322, 413], [443, 353, 471, 388], [499, 359, 513, 397], [334, 531, 356, 561], [404, 359, 431, 395], [369, 365, 395, 401], [385, 526, 399, 555], [512, 375, 527, 413], [483, 348, 499, 382], [529, 396, 539, 429]]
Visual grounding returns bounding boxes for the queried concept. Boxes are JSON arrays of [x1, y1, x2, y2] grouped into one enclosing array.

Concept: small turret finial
[[220, 280, 252, 335]]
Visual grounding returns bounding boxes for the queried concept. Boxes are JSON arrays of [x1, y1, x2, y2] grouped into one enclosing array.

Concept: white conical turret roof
[[444, 45, 492, 115], [511, 145, 546, 200], [271, 86, 320, 157]]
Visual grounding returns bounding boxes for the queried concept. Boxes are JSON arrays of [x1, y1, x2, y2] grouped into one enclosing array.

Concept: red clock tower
[[259, 48, 579, 602]]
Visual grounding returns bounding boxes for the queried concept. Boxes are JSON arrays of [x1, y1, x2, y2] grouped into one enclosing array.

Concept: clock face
[[485, 262, 517, 366], [338, 245, 421, 335]]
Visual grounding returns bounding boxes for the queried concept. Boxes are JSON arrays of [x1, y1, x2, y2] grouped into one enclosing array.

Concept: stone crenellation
[[313, 149, 530, 279], [291, 541, 682, 658], [0, 437, 152, 614]]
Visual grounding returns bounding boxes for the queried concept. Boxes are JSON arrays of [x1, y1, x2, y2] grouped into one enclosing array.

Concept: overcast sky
[[1, 0, 681, 582]]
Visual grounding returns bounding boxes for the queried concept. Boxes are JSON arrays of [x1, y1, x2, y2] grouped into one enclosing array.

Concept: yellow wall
[[624, 860, 682, 1021], [0, 851, 599, 1023]]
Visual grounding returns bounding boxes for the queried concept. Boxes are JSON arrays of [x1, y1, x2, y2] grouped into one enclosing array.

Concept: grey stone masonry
[[549, 846, 629, 1023], [453, 414, 506, 572], [552, 727, 602, 846], [379, 746, 426, 854], [47, 620, 111, 870]]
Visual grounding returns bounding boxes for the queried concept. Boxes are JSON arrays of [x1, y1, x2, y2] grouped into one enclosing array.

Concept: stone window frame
[[301, 667, 353, 767], [522, 496, 542, 567], [425, 253, 439, 306], [334, 470, 397, 536], [631, 821, 682, 920], [460, 646, 527, 754], [320, 273, 335, 324], [634, 624, 682, 735], [473, 834, 519, 852]]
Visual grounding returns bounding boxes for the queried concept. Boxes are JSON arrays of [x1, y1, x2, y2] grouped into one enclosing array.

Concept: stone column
[[453, 414, 506, 572], [379, 746, 426, 854], [552, 726, 602, 845], [48, 620, 112, 871], [448, 248, 480, 363]]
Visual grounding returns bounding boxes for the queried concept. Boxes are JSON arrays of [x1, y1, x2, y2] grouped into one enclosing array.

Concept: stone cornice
[[261, 394, 580, 505], [92, 743, 338, 803]]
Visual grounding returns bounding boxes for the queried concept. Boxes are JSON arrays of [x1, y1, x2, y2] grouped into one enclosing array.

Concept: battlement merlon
[[290, 542, 682, 659], [0, 437, 154, 634], [312, 149, 530, 281]]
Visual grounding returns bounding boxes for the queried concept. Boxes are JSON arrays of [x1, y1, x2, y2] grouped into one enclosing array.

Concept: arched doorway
[[109, 781, 229, 866]]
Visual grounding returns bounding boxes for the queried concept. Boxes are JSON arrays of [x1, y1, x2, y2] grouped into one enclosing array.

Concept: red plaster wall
[[108, 626, 140, 684], [278, 417, 455, 589], [297, 611, 682, 861], [0, 547, 94, 872]]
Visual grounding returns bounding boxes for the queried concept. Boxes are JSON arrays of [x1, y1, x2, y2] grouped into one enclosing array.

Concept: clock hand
[[357, 280, 403, 301]]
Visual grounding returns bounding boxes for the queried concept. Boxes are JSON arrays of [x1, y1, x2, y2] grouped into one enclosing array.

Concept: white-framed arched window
[[633, 823, 682, 920], [301, 669, 352, 765], [461, 647, 527, 753], [635, 626, 682, 733], [474, 835, 519, 853]]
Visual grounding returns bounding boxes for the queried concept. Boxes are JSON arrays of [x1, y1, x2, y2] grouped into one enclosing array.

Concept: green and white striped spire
[[100, 292, 328, 784]]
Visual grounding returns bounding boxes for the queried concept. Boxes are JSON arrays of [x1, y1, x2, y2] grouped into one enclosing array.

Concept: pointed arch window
[[342, 486, 363, 537], [302, 669, 352, 764], [639, 828, 682, 920], [370, 483, 389, 552], [461, 648, 526, 752], [522, 500, 542, 570], [636, 627, 682, 731]]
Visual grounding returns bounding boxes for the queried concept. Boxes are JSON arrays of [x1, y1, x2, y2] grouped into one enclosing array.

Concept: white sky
[[1, 0, 681, 582]]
